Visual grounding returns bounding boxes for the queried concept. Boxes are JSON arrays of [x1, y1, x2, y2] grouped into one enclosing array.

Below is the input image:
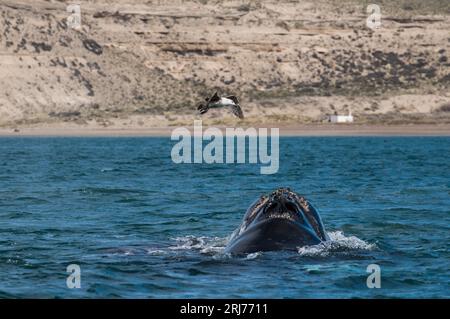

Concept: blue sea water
[[0, 136, 448, 298]]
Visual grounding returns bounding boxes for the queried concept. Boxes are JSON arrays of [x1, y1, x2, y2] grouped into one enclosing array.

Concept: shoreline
[[1, 124, 449, 137]]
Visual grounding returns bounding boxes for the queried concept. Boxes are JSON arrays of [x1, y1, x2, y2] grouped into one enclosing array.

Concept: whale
[[224, 188, 329, 254]]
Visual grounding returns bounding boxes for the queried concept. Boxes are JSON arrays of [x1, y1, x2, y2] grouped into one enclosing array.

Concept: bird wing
[[197, 103, 209, 114], [198, 92, 219, 115], [230, 103, 244, 119], [225, 95, 239, 105], [209, 92, 220, 103]]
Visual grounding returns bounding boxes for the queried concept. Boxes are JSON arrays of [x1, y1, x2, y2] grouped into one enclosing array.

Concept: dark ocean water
[[0, 137, 448, 298]]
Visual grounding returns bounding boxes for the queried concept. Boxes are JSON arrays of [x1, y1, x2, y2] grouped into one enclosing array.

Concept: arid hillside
[[0, 0, 450, 128]]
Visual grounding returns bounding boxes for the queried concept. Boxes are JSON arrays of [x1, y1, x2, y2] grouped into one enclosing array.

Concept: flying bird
[[197, 92, 244, 119]]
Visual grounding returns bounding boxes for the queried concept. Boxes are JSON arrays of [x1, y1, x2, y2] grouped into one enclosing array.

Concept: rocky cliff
[[1, 0, 449, 128]]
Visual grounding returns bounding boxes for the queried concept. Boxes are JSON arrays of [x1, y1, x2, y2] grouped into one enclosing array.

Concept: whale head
[[225, 188, 329, 254]]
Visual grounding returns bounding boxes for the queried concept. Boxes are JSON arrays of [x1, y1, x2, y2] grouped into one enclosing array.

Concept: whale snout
[[224, 187, 329, 254], [264, 197, 299, 218], [262, 188, 302, 217]]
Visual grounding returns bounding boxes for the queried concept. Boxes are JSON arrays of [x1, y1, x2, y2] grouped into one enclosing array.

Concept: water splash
[[168, 231, 376, 259], [297, 231, 376, 257], [245, 252, 262, 260], [169, 235, 228, 255]]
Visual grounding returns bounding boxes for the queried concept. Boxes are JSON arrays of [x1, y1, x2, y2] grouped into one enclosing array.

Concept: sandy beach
[[1, 124, 449, 137]]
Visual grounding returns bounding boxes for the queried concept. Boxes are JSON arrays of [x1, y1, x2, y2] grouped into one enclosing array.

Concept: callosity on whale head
[[224, 188, 329, 254]]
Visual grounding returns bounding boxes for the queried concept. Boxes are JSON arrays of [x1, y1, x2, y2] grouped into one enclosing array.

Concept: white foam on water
[[168, 231, 376, 259], [169, 235, 228, 255], [245, 252, 262, 260], [105, 248, 136, 256], [145, 249, 166, 255], [297, 231, 376, 257]]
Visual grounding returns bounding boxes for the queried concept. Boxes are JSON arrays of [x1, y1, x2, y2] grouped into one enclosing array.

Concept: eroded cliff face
[[0, 0, 449, 127]]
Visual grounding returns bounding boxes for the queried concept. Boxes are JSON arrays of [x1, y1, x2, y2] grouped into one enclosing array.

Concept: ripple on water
[[0, 137, 449, 298]]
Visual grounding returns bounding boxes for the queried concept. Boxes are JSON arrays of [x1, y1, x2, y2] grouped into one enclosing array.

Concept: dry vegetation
[[0, 0, 449, 129]]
